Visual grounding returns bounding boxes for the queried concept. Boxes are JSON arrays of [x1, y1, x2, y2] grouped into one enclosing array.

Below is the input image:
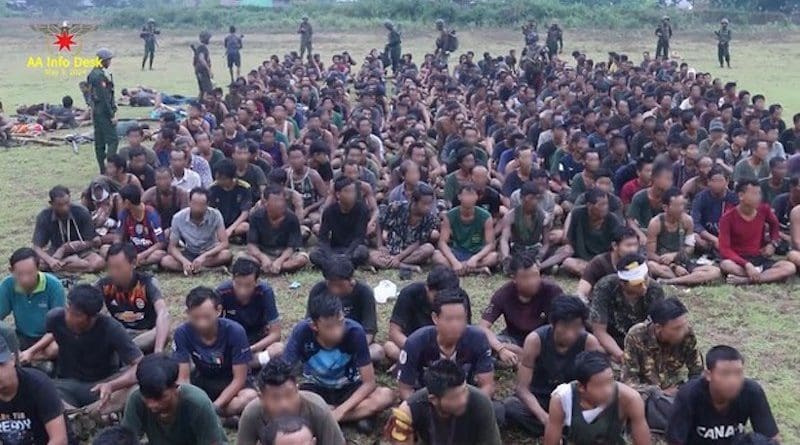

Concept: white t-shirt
[[552, 383, 609, 426]]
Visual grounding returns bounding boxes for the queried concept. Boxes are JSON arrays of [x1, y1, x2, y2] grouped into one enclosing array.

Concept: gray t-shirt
[[169, 207, 224, 255], [236, 390, 345, 445]]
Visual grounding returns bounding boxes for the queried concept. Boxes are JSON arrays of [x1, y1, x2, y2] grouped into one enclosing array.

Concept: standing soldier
[[434, 19, 450, 65], [522, 19, 539, 57], [87, 48, 118, 174], [655, 16, 673, 60], [298, 16, 313, 61], [545, 22, 563, 61], [224, 26, 244, 83], [192, 31, 213, 99], [140, 18, 159, 71], [715, 18, 732, 68], [384, 20, 402, 77]]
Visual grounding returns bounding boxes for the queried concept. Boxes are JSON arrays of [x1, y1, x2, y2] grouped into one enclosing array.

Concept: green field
[[0, 21, 799, 443]]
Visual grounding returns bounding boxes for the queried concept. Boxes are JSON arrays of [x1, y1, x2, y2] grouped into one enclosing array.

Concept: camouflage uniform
[[655, 20, 672, 59], [87, 52, 118, 174], [298, 18, 313, 60], [622, 321, 704, 399], [716, 23, 732, 68], [140, 21, 159, 70], [588, 275, 665, 348]]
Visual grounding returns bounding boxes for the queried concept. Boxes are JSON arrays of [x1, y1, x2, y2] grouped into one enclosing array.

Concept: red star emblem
[[53, 31, 76, 52]]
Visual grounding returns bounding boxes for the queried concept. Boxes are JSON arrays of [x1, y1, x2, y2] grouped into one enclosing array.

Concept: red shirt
[[621, 178, 644, 205], [118, 205, 166, 253], [718, 204, 780, 266]]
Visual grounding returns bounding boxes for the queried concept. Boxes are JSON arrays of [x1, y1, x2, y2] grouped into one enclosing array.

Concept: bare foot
[[726, 274, 750, 285]]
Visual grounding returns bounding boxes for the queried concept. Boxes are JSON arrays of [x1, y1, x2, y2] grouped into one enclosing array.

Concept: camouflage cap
[[147, 18, 156, 23], [96, 48, 114, 60], [721, 18, 729, 24]]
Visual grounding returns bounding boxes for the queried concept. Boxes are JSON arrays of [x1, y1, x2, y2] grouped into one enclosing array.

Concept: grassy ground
[[0, 22, 799, 443]]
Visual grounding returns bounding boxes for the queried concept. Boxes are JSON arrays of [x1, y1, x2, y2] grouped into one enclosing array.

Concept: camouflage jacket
[[589, 275, 665, 347], [621, 321, 704, 398]]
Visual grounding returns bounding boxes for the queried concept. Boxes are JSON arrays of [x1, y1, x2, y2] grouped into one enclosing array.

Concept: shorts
[[451, 246, 475, 262], [183, 250, 202, 261], [227, 52, 241, 68], [744, 255, 775, 271], [192, 372, 255, 401], [299, 381, 362, 406], [496, 329, 526, 348], [55, 378, 99, 408]]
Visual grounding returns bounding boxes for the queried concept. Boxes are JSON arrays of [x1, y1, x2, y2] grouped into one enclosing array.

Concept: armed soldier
[[522, 19, 539, 57], [434, 19, 458, 66], [192, 31, 213, 98], [384, 21, 402, 76], [140, 18, 160, 71], [655, 16, 672, 60], [87, 48, 118, 174], [224, 26, 244, 83], [716, 18, 732, 68], [545, 22, 563, 61], [298, 16, 313, 61]]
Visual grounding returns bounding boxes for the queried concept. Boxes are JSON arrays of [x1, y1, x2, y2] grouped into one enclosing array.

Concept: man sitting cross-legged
[[173, 286, 258, 420], [719, 179, 797, 284], [161, 188, 233, 275], [645, 188, 722, 285], [116, 184, 168, 267], [246, 186, 309, 275], [283, 291, 395, 433], [216, 258, 283, 369]]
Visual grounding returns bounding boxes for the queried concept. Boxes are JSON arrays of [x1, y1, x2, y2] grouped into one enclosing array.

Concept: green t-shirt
[[447, 206, 491, 254], [627, 189, 662, 229], [122, 384, 228, 445], [568, 206, 622, 261], [0, 272, 65, 339]]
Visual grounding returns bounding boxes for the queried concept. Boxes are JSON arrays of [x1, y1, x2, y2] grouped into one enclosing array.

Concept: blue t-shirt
[[216, 280, 280, 340], [398, 325, 493, 389], [283, 318, 370, 390], [173, 318, 252, 380]]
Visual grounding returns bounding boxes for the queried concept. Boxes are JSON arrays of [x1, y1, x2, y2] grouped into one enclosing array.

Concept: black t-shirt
[[0, 368, 65, 445], [389, 282, 473, 336], [454, 187, 502, 217], [46, 308, 143, 382], [580, 252, 615, 286], [208, 182, 253, 226], [307, 281, 377, 335], [666, 378, 779, 445], [407, 385, 501, 445], [318, 202, 369, 250], [130, 164, 156, 190], [246, 207, 303, 250], [771, 192, 795, 229], [236, 165, 267, 205], [96, 272, 163, 331]]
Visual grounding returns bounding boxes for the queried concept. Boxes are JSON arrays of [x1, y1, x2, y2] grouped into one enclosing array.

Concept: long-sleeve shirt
[[718, 204, 780, 266], [690, 189, 738, 235]]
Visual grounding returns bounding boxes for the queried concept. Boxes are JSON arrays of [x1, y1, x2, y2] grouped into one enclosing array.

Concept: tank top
[[656, 213, 685, 255], [530, 325, 587, 401], [567, 382, 623, 445], [512, 205, 544, 248], [289, 168, 317, 208]]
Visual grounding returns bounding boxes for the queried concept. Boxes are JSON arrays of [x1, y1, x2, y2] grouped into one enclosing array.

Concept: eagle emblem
[[30, 21, 97, 52]]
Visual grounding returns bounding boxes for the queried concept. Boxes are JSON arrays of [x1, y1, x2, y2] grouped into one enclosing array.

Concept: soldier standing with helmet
[[655, 15, 672, 60], [716, 18, 732, 68], [87, 48, 118, 174], [140, 18, 159, 71]]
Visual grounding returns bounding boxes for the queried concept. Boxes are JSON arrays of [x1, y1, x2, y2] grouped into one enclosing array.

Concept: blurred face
[[433, 303, 468, 344], [754, 142, 769, 160], [518, 149, 534, 168], [155, 170, 172, 190], [404, 163, 420, 184], [142, 387, 179, 421], [553, 318, 586, 349], [187, 299, 220, 337], [585, 153, 600, 171], [50, 195, 71, 219], [431, 383, 469, 417], [261, 380, 302, 418], [107, 251, 134, 287], [223, 118, 237, 132], [739, 183, 761, 207], [514, 265, 542, 298], [312, 313, 346, 347], [265, 193, 287, 214], [457, 188, 478, 207], [579, 367, 616, 406], [773, 161, 787, 179], [336, 183, 357, 207], [127, 131, 142, 146], [233, 273, 258, 304], [130, 154, 147, 171], [65, 304, 93, 333], [733, 134, 746, 147], [654, 171, 673, 190], [665, 195, 686, 218], [655, 314, 690, 346], [189, 192, 209, 217], [325, 277, 354, 297], [588, 196, 609, 218], [706, 360, 745, 401], [105, 161, 120, 177], [614, 236, 640, 258], [10, 257, 39, 292], [288, 150, 306, 170], [463, 129, 478, 146], [698, 158, 713, 177], [708, 173, 728, 195], [411, 147, 427, 165], [412, 195, 434, 216], [460, 154, 476, 171], [170, 151, 187, 171], [0, 361, 16, 395]]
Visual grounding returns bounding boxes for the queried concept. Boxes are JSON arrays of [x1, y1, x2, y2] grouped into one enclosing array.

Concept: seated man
[[384, 267, 467, 363], [646, 188, 722, 285], [719, 179, 796, 284], [575, 227, 640, 301], [246, 186, 308, 275], [1, 247, 64, 361], [128, 148, 156, 190], [558, 188, 623, 276], [118, 125, 157, 166], [434, 183, 499, 275], [384, 359, 502, 445], [691, 166, 738, 255], [142, 167, 189, 233], [122, 353, 227, 445], [22, 284, 142, 413], [543, 351, 650, 445], [502, 295, 602, 436], [308, 260, 381, 362], [96, 243, 170, 354], [398, 288, 494, 401], [237, 361, 345, 445], [310, 176, 370, 268], [283, 291, 395, 430], [259, 416, 318, 445], [589, 254, 665, 363], [174, 286, 258, 418], [759, 156, 789, 205], [169, 148, 202, 193], [499, 182, 550, 267], [479, 252, 563, 367], [623, 297, 703, 403], [666, 346, 779, 445], [117, 184, 167, 267], [285, 144, 328, 227], [627, 163, 674, 244], [161, 188, 232, 274], [32, 185, 105, 274], [371, 183, 437, 271], [209, 159, 252, 239], [0, 335, 70, 445], [216, 258, 283, 368]]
